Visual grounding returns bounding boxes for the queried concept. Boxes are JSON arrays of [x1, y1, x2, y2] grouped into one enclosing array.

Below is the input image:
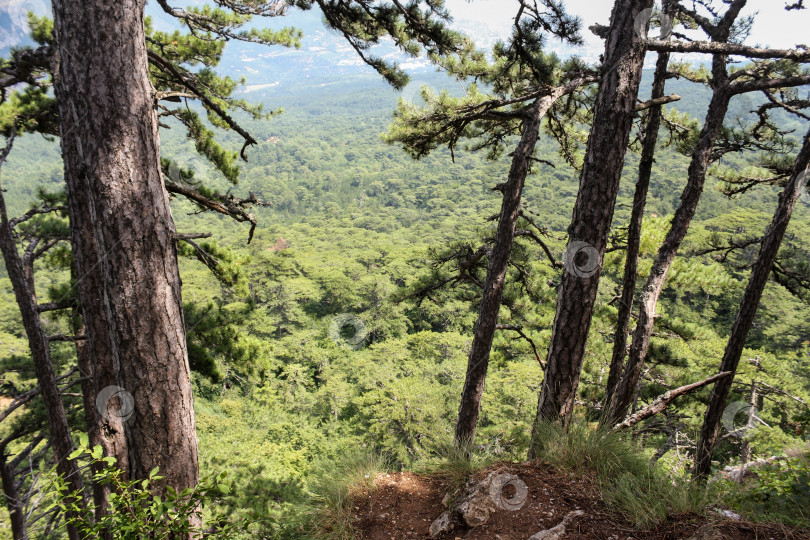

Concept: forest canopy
[[0, 0, 809, 538]]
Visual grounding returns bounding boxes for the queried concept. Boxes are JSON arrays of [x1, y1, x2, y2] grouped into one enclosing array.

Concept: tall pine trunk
[[455, 100, 544, 448], [51, 0, 199, 494], [610, 89, 732, 423], [529, 0, 654, 439], [608, 0, 746, 426], [603, 11, 672, 423], [693, 131, 810, 481], [454, 79, 586, 447]]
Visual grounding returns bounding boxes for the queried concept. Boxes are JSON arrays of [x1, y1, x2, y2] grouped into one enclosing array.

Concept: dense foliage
[[1, 69, 808, 536]]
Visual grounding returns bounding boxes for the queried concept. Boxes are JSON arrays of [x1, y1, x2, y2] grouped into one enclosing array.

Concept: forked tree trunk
[[529, 0, 654, 441], [609, 0, 753, 426], [455, 79, 587, 448], [0, 136, 84, 540], [610, 87, 733, 423], [603, 3, 673, 421], [693, 131, 810, 481], [51, 0, 199, 496]]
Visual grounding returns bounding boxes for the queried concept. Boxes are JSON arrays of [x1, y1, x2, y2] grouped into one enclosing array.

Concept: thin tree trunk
[[603, 3, 673, 420], [455, 79, 588, 448], [51, 0, 199, 496], [0, 135, 84, 540], [609, 0, 750, 427], [0, 444, 25, 540], [529, 0, 654, 441], [693, 131, 810, 481], [610, 87, 733, 424], [455, 101, 543, 449]]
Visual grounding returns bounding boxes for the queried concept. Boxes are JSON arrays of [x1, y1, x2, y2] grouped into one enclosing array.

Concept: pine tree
[[528, 0, 655, 435], [693, 127, 810, 480], [609, 0, 810, 425], [2, 0, 463, 530], [386, 0, 589, 448]]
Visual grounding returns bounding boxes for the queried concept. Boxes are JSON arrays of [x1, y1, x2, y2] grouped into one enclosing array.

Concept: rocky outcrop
[[429, 469, 529, 536]]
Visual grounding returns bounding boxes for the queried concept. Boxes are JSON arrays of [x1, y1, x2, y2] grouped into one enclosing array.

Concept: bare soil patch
[[354, 461, 809, 539]]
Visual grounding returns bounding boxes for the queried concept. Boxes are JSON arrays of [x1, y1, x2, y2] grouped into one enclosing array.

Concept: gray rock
[[456, 471, 501, 526], [429, 511, 453, 538], [528, 509, 584, 540], [455, 470, 529, 527]]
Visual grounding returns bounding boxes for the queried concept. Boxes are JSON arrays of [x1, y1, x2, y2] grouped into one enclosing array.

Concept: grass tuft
[[531, 421, 716, 528], [304, 450, 387, 540]]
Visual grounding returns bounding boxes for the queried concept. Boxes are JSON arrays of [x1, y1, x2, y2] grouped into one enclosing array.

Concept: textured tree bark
[[73, 314, 112, 532], [51, 0, 199, 496], [0, 446, 25, 540], [610, 88, 733, 424], [454, 79, 588, 449], [529, 0, 654, 441], [693, 131, 810, 481], [603, 25, 672, 422], [0, 137, 84, 540]]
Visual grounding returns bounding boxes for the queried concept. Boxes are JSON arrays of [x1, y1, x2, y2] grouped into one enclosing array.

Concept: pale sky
[[443, 0, 810, 60]]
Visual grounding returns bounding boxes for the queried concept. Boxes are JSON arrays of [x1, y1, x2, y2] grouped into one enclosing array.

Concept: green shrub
[[52, 437, 234, 539], [727, 451, 810, 528]]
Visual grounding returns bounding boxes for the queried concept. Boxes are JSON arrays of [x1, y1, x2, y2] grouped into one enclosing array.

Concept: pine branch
[[647, 39, 810, 61], [164, 179, 267, 243], [147, 50, 258, 159], [613, 372, 733, 430], [635, 94, 681, 112], [495, 324, 544, 367]]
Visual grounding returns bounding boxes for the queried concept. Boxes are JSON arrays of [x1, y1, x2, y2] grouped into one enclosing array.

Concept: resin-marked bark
[[51, 0, 199, 495], [529, 0, 654, 442]]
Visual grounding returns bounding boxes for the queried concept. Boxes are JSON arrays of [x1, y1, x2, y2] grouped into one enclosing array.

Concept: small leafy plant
[[728, 452, 810, 527], [51, 436, 234, 539]]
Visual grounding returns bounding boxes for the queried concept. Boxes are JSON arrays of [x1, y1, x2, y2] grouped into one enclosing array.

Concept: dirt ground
[[354, 461, 809, 540]]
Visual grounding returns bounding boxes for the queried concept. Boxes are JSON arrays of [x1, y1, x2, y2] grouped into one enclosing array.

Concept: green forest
[[1, 0, 809, 538]]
